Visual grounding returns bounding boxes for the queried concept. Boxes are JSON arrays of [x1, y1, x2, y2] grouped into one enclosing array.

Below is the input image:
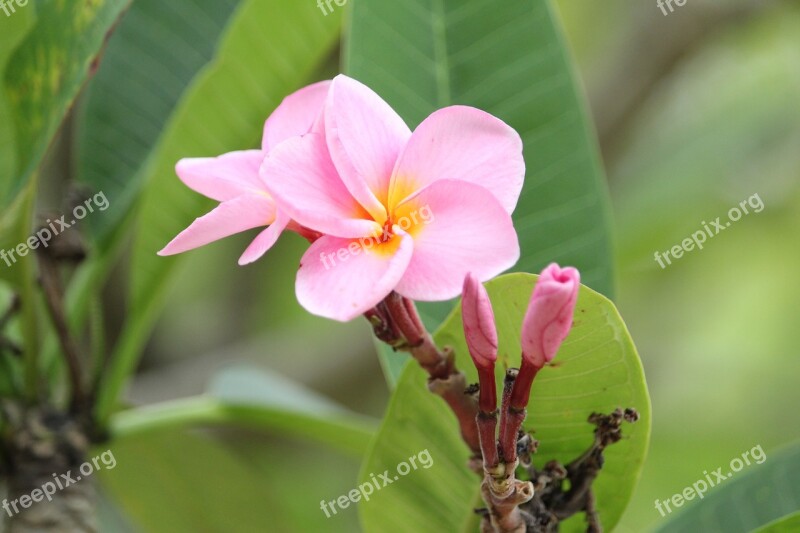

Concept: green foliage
[[0, 0, 130, 398], [1, 0, 130, 204], [111, 367, 376, 457], [656, 443, 800, 533], [104, 367, 374, 532], [76, 0, 241, 242], [359, 273, 650, 532], [0, 6, 33, 201], [753, 512, 800, 533]]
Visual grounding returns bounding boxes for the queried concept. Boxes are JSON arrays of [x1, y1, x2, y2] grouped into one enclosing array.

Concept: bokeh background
[[30, 0, 798, 531]]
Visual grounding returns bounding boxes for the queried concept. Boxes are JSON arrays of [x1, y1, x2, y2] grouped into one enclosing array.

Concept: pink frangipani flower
[[262, 75, 524, 321], [158, 81, 331, 265]]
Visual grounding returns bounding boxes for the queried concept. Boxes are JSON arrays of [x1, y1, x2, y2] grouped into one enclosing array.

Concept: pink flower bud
[[521, 263, 580, 369], [461, 273, 498, 371]]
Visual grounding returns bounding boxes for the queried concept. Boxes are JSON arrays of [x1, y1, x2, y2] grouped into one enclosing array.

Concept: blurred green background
[[10, 0, 797, 531]]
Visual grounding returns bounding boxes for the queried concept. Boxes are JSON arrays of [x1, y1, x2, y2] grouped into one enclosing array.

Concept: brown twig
[[368, 293, 481, 454], [37, 253, 86, 414]]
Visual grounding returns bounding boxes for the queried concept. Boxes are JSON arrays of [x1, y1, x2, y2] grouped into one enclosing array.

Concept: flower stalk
[[371, 292, 482, 455]]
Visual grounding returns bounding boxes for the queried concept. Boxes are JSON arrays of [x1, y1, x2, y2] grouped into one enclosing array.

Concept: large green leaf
[[345, 0, 615, 318], [104, 367, 374, 532], [94, 0, 343, 423], [358, 273, 650, 532], [101, 428, 365, 532], [76, 0, 241, 242], [1, 0, 131, 204], [656, 442, 800, 533], [753, 512, 800, 533], [0, 6, 34, 200], [111, 366, 377, 456]]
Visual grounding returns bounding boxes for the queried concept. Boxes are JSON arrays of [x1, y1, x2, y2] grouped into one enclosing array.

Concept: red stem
[[497, 369, 517, 456], [508, 359, 540, 411], [476, 365, 497, 413], [477, 411, 499, 468]]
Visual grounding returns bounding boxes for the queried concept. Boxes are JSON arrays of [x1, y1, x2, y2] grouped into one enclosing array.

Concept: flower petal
[[158, 194, 275, 256], [390, 106, 524, 214], [295, 229, 414, 321], [238, 210, 291, 265], [393, 180, 519, 300], [325, 75, 411, 221], [262, 133, 382, 239], [262, 80, 331, 152], [175, 150, 265, 202]]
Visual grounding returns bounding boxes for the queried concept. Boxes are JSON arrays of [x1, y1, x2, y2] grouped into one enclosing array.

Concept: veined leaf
[[76, 0, 241, 242], [2, 0, 131, 204], [656, 442, 800, 533], [358, 273, 650, 532], [0, 6, 34, 201]]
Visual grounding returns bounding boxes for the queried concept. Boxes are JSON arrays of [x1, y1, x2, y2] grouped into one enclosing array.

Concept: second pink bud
[[520, 263, 580, 369]]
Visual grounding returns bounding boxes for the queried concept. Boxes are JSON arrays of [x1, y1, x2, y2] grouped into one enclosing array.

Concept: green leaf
[[0, 182, 39, 397], [753, 512, 800, 533], [656, 443, 800, 533], [101, 428, 363, 532], [93, 0, 342, 424], [2, 0, 131, 204], [111, 366, 377, 456], [75, 0, 241, 242], [358, 273, 650, 532], [345, 0, 615, 327], [0, 6, 34, 199], [104, 367, 374, 532]]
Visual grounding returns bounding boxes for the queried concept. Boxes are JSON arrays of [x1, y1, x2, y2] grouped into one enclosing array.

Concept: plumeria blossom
[[262, 75, 524, 321], [158, 81, 331, 265]]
